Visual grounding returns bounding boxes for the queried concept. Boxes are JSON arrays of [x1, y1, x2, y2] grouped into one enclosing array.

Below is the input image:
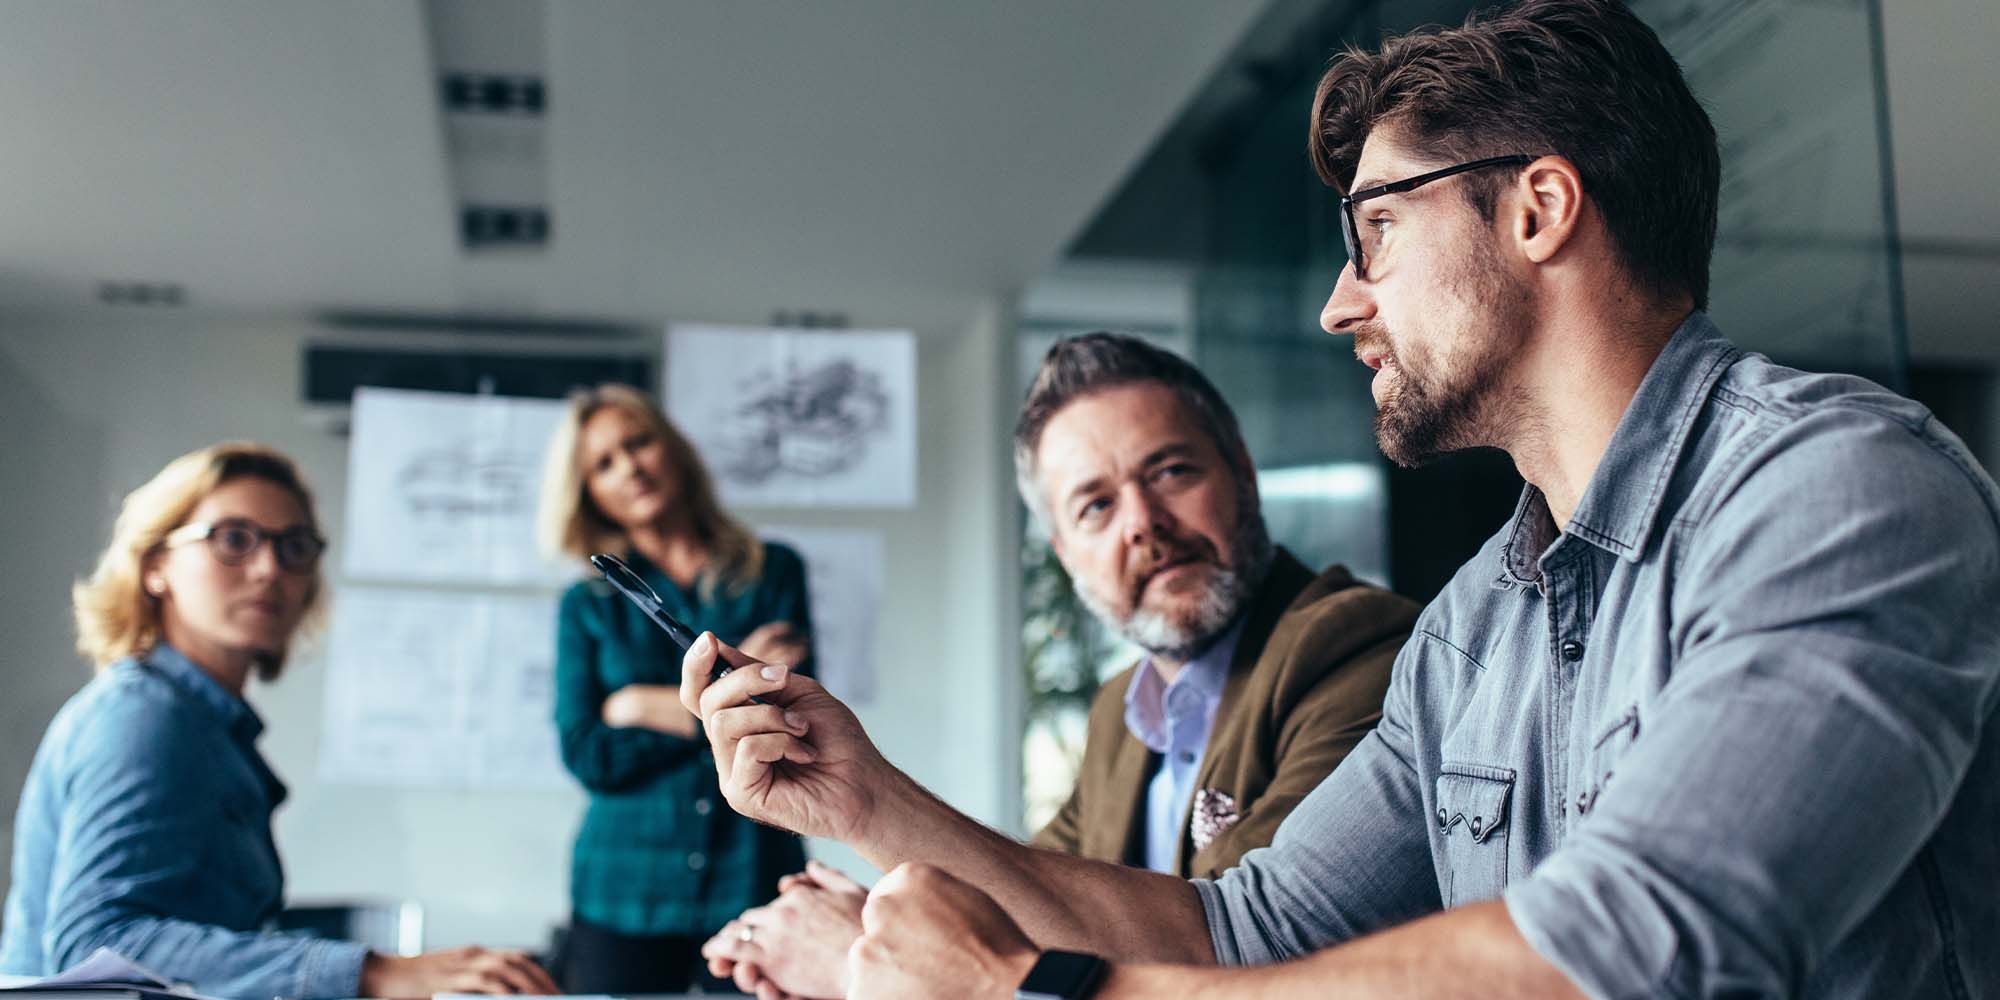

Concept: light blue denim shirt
[[1196, 313, 2000, 998], [1123, 618, 1243, 873], [0, 644, 368, 999]]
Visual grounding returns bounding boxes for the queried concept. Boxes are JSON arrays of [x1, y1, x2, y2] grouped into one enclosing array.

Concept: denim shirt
[[1123, 618, 1242, 873], [1196, 314, 2000, 998], [0, 645, 367, 999]]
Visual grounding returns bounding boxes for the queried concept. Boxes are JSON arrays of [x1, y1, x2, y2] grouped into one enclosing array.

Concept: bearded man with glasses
[[677, 2, 2000, 997]]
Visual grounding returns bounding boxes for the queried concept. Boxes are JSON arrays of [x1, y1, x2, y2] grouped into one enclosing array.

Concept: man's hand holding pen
[[678, 631, 906, 847]]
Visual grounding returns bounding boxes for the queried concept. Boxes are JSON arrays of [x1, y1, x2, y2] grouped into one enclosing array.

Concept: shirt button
[[1560, 640, 1585, 662], [693, 798, 714, 816], [1178, 752, 1195, 764], [687, 851, 708, 871]]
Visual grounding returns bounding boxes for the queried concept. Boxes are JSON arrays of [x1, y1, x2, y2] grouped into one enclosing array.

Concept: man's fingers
[[678, 632, 719, 715], [730, 732, 816, 794], [735, 731, 817, 768], [698, 657, 794, 718], [709, 703, 809, 746], [732, 960, 767, 995], [679, 632, 762, 712], [807, 859, 864, 895], [702, 922, 740, 960]]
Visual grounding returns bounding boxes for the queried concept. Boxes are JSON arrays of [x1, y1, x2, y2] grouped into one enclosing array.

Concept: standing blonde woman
[[0, 442, 557, 999], [538, 384, 812, 994]]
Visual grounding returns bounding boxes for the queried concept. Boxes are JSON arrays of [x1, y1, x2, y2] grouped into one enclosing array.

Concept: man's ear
[[1512, 155, 1585, 265]]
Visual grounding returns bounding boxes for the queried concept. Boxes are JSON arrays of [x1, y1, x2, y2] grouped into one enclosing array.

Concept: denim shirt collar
[[1123, 615, 1244, 755], [141, 642, 265, 744], [1501, 311, 1742, 583]]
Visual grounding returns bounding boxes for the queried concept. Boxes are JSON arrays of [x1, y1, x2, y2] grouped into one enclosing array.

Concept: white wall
[[0, 309, 1018, 950]]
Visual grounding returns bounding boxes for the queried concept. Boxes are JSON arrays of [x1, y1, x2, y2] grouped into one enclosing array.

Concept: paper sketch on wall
[[343, 387, 572, 585], [760, 525, 885, 705], [666, 325, 917, 507], [319, 586, 567, 790]]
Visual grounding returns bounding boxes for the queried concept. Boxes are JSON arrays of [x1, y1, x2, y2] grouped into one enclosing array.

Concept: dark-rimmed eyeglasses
[[163, 518, 326, 574], [1339, 154, 1541, 282]]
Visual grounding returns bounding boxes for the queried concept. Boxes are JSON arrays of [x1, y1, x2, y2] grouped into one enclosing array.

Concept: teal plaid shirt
[[554, 542, 812, 936]]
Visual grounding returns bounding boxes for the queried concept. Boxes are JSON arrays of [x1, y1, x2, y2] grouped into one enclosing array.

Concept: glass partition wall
[[1018, 0, 1907, 830]]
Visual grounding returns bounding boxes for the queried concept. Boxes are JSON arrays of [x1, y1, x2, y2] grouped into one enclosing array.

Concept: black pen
[[589, 552, 770, 704]]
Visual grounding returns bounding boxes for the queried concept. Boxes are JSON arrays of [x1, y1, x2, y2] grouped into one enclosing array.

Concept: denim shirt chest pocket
[[1435, 762, 1516, 906], [1574, 704, 1641, 820]]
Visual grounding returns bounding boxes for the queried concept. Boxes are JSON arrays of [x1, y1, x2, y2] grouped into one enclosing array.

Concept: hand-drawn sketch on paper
[[318, 586, 566, 790], [666, 325, 916, 508], [760, 525, 884, 705], [343, 387, 572, 585]]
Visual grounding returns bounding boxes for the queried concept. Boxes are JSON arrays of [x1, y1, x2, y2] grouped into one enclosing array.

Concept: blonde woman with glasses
[[538, 384, 813, 994], [0, 442, 558, 999]]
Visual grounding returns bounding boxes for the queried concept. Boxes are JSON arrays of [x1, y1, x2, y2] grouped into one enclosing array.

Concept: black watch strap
[[1016, 949, 1108, 1000]]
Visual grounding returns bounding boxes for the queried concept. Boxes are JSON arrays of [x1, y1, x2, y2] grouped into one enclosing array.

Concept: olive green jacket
[[1032, 549, 1418, 878]]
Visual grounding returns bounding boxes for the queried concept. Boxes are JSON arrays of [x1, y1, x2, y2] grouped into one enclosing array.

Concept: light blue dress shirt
[[1195, 313, 2000, 998], [1124, 618, 1243, 873], [0, 644, 367, 999]]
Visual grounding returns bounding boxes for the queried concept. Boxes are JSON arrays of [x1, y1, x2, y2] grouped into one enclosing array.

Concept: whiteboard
[[318, 586, 567, 789], [342, 387, 572, 585]]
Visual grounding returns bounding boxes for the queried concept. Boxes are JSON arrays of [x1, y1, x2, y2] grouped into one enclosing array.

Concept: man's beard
[[1358, 246, 1531, 468], [1074, 488, 1272, 662]]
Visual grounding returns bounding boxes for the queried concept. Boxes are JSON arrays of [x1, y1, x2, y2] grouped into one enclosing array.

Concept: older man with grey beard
[[696, 331, 1418, 1000]]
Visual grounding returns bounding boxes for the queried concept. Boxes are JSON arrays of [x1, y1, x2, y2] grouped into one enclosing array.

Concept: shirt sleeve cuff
[[293, 938, 370, 1000], [1191, 877, 1251, 967], [1503, 868, 1666, 1000]]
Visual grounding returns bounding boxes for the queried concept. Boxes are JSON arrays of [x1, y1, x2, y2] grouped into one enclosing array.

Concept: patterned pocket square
[[1190, 787, 1241, 852]]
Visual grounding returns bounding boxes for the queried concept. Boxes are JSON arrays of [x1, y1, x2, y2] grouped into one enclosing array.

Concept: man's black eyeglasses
[[1339, 154, 1541, 282], [164, 518, 326, 574]]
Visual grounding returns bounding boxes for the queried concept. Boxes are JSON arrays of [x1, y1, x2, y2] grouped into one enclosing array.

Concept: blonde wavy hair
[[537, 384, 763, 598], [72, 442, 327, 680]]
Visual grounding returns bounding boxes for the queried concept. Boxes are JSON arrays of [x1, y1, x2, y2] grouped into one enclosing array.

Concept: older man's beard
[[1074, 490, 1273, 663], [1357, 249, 1532, 468]]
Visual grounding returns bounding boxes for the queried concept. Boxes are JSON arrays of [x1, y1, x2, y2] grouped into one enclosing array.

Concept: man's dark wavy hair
[[1311, 0, 1720, 308]]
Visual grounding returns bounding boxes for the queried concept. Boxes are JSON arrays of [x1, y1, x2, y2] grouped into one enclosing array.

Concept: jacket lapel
[[1173, 548, 1328, 872], [1105, 733, 1157, 867]]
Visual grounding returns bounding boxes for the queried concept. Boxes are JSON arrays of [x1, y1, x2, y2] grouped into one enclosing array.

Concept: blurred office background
[[2, 0, 1993, 955]]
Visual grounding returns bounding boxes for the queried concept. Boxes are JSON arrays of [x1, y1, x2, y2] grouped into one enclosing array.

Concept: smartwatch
[[1016, 949, 1108, 1000]]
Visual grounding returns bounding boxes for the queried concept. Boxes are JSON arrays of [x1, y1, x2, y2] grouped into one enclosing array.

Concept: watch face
[[1018, 950, 1107, 1000]]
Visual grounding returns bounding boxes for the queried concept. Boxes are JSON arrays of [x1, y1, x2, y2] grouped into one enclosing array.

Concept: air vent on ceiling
[[440, 72, 546, 115], [460, 205, 550, 247], [425, 0, 551, 253]]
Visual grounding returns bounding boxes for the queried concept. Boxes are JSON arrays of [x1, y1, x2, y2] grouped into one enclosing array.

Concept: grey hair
[[1013, 332, 1257, 530]]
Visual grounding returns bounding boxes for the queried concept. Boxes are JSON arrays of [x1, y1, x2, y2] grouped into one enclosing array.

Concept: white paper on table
[[29, 949, 172, 988], [758, 526, 884, 705], [342, 387, 572, 586], [318, 586, 567, 790], [665, 324, 916, 508]]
